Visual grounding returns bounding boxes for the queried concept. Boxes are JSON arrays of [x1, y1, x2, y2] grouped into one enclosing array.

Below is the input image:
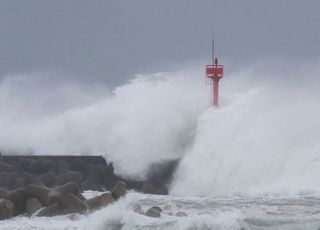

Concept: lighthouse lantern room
[[205, 38, 224, 106]]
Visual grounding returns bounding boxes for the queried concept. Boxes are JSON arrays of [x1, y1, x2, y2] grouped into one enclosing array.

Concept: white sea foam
[[4, 192, 320, 229]]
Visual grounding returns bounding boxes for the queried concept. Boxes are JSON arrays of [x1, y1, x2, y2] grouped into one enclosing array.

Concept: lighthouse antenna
[[211, 35, 215, 65]]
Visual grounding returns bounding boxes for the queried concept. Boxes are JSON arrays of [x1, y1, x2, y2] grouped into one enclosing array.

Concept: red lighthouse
[[205, 38, 224, 106]]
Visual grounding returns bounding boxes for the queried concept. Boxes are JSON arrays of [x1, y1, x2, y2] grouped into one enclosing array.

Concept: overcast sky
[[1, 0, 320, 87]]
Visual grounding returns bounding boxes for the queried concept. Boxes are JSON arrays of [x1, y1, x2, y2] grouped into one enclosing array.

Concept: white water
[[0, 68, 206, 180], [1, 60, 320, 197], [172, 60, 320, 196], [3, 191, 320, 229]]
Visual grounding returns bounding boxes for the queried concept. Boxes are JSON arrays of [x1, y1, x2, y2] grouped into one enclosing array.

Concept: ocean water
[[3, 191, 320, 230]]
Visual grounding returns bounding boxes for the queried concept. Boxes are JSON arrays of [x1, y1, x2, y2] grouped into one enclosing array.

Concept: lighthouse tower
[[205, 38, 224, 106]]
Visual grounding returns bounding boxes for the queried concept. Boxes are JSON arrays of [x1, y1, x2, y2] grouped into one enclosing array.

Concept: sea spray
[[1, 60, 320, 196], [0, 68, 207, 179], [171, 60, 320, 196]]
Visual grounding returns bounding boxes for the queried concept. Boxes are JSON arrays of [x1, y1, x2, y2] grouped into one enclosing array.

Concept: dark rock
[[0, 160, 16, 172], [55, 171, 83, 186], [54, 160, 70, 174], [146, 160, 179, 186], [26, 182, 79, 206], [21, 171, 56, 187], [37, 203, 62, 217], [25, 198, 43, 216], [95, 164, 116, 190], [111, 181, 127, 200], [6, 188, 32, 216], [85, 193, 114, 210], [142, 183, 168, 195], [0, 172, 19, 188], [21, 157, 52, 174], [69, 159, 87, 174], [145, 206, 162, 218], [80, 164, 104, 191], [80, 163, 118, 191], [20, 171, 37, 185], [0, 199, 15, 220], [84, 196, 100, 210], [0, 188, 7, 198], [81, 178, 103, 191], [20, 158, 36, 172], [176, 211, 187, 217], [99, 193, 115, 207], [157, 186, 168, 195], [151, 206, 162, 213], [37, 158, 53, 173], [12, 177, 26, 189], [125, 180, 144, 191], [142, 183, 157, 194], [0, 156, 176, 203], [59, 193, 88, 214], [38, 171, 56, 187]]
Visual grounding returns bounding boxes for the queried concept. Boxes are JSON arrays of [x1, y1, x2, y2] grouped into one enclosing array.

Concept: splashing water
[[1, 60, 320, 196], [3, 191, 320, 229]]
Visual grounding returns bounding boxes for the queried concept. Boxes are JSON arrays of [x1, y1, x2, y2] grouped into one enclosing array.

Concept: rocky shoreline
[[0, 155, 178, 220]]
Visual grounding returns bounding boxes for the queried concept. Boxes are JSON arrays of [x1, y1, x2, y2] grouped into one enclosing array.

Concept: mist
[[0, 67, 206, 180]]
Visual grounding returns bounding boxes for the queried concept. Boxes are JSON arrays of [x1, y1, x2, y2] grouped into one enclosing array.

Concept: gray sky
[[1, 0, 320, 87]]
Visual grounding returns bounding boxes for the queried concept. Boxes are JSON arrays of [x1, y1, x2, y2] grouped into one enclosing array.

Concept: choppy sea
[[2, 191, 320, 230]]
